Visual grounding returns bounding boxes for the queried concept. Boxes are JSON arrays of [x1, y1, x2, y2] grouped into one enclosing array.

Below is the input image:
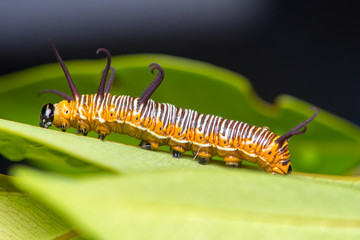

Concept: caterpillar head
[[40, 100, 72, 131], [40, 103, 55, 128]]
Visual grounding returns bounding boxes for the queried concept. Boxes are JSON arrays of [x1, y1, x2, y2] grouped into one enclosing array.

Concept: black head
[[40, 103, 55, 128]]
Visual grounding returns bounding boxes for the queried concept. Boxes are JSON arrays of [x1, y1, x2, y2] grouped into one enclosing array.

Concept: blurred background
[[0, 0, 359, 124]]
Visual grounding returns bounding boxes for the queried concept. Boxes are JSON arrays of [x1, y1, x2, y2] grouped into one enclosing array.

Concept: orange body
[[53, 93, 292, 174]]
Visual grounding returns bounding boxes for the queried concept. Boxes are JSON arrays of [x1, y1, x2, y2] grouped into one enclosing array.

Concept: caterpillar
[[39, 40, 318, 175]]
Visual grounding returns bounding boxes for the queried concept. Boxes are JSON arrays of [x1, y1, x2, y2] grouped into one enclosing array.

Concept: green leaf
[[0, 173, 83, 240], [0, 54, 359, 174], [0, 118, 224, 174], [11, 166, 360, 240]]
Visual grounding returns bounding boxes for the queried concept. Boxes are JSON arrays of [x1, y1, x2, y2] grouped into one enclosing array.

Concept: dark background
[[1, 0, 359, 123], [0, 0, 359, 172]]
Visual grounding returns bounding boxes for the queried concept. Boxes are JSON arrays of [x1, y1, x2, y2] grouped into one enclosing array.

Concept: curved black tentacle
[[275, 107, 318, 144], [138, 63, 165, 107], [38, 89, 74, 101], [49, 39, 80, 100], [96, 48, 111, 99], [105, 67, 116, 94]]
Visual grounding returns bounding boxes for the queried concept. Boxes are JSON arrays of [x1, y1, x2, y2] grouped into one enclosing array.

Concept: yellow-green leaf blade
[[0, 174, 84, 240], [11, 167, 360, 240], [0, 118, 224, 174]]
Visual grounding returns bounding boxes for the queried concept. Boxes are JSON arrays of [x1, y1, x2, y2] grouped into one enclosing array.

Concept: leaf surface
[[11, 166, 360, 240], [0, 118, 223, 174], [0, 173, 83, 240]]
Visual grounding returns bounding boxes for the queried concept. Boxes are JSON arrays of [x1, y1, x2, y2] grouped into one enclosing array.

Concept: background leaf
[[0, 54, 359, 174]]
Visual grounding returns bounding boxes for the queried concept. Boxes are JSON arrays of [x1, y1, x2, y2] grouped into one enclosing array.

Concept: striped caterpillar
[[39, 40, 318, 175]]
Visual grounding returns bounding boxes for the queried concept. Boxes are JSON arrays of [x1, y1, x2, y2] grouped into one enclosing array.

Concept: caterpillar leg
[[58, 123, 67, 132], [171, 148, 182, 158], [198, 157, 209, 165], [191, 145, 213, 165], [139, 141, 152, 150], [224, 155, 242, 168], [76, 122, 90, 136], [170, 146, 186, 158], [95, 126, 110, 141], [98, 134, 106, 141], [192, 150, 212, 165], [76, 128, 88, 136], [139, 141, 159, 150]]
